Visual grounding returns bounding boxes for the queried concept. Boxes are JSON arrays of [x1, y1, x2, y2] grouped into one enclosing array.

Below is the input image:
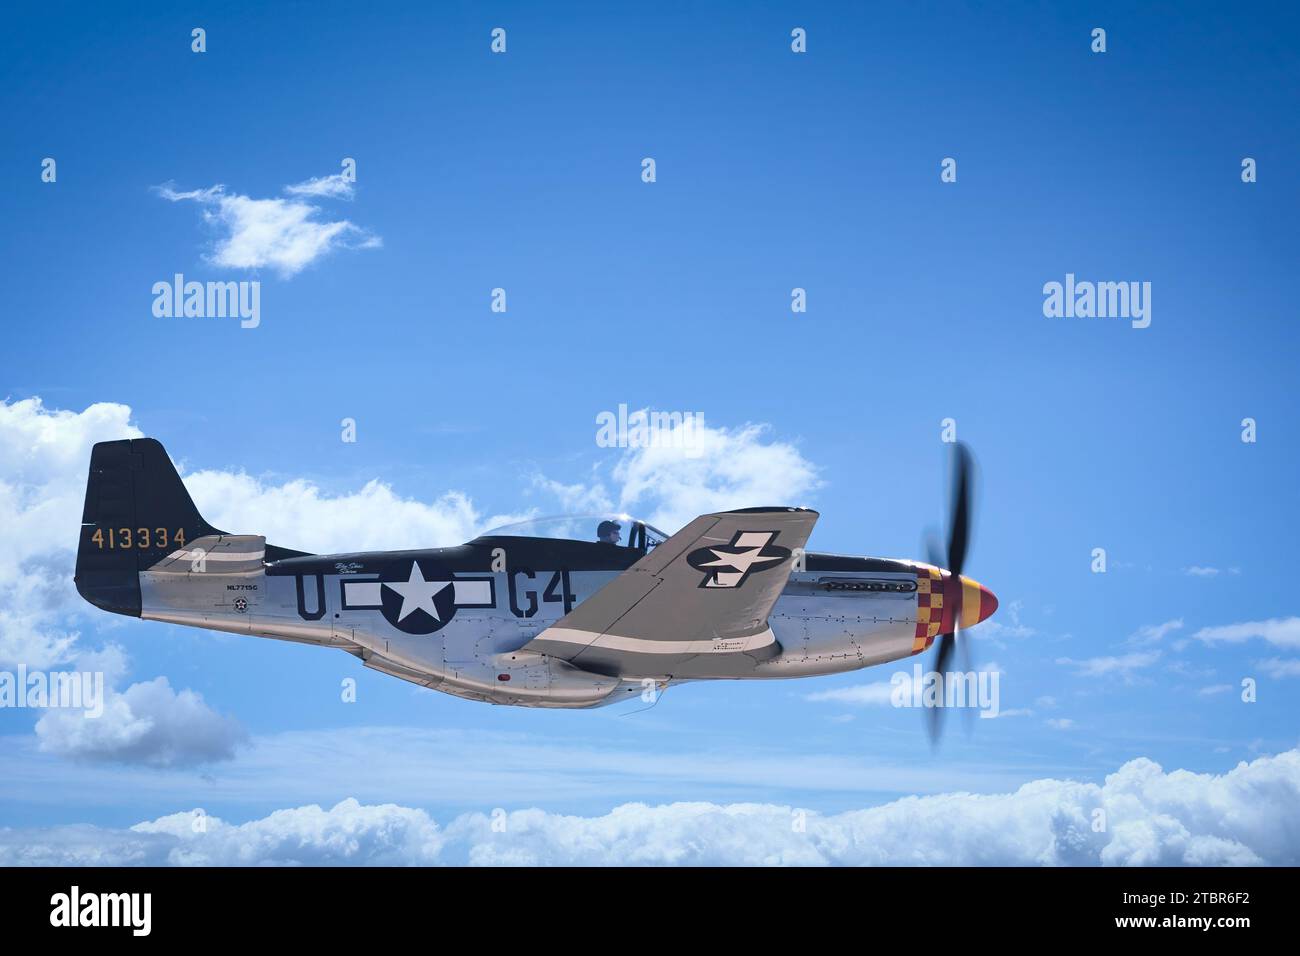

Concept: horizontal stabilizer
[[146, 534, 267, 576]]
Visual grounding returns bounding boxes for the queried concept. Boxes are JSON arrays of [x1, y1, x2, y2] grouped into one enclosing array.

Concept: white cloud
[[0, 798, 442, 866], [616, 422, 820, 531], [1194, 618, 1300, 650], [1196, 684, 1234, 696], [4, 748, 1299, 865], [283, 173, 355, 200], [179, 414, 822, 552], [156, 176, 379, 278], [0, 554, 245, 776], [182, 471, 527, 555], [541, 416, 820, 532], [134, 798, 444, 865], [1256, 658, 1300, 679], [35, 674, 245, 768], [0, 399, 141, 669], [1056, 651, 1161, 680], [529, 475, 614, 515], [1046, 718, 1076, 730], [1125, 618, 1183, 646]]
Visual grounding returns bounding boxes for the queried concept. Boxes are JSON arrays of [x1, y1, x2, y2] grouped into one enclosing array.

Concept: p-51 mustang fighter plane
[[75, 439, 997, 721]]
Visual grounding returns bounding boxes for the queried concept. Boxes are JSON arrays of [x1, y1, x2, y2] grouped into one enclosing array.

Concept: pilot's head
[[596, 520, 622, 545]]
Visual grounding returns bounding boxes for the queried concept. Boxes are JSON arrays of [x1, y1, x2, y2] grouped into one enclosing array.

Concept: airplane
[[74, 438, 997, 731]]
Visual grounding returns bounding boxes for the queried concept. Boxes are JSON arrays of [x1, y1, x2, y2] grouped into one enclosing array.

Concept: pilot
[[596, 519, 622, 546]]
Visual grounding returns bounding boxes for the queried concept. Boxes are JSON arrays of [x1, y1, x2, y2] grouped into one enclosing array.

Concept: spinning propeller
[[924, 441, 994, 744]]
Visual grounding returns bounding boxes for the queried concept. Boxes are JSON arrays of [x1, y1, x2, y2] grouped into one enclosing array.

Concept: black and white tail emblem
[[687, 531, 790, 589]]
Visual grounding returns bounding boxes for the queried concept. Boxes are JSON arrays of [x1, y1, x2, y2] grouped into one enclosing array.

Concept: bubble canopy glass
[[476, 514, 669, 549]]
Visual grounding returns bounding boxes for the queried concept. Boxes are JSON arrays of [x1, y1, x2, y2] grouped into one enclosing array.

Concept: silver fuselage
[[140, 559, 926, 708]]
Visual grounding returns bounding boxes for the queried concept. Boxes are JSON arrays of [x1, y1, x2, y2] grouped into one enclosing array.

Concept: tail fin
[[74, 438, 226, 617]]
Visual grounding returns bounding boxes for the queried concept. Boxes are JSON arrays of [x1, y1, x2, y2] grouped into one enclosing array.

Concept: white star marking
[[700, 546, 782, 576], [384, 562, 452, 622]]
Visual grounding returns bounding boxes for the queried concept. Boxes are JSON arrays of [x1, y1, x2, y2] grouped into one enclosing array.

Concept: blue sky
[[1, 2, 1298, 863]]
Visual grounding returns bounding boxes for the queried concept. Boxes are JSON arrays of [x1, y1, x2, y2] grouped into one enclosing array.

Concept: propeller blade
[[958, 628, 976, 734], [934, 630, 955, 676], [927, 629, 956, 744], [927, 442, 977, 745], [926, 698, 944, 743], [946, 442, 973, 578], [958, 623, 974, 675]]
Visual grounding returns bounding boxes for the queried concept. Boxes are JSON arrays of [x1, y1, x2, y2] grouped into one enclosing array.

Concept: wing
[[524, 507, 818, 677]]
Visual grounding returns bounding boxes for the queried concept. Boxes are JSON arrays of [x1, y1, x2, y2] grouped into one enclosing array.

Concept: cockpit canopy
[[475, 513, 670, 550]]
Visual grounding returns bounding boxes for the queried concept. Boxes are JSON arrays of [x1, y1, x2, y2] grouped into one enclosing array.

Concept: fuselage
[[134, 532, 996, 708]]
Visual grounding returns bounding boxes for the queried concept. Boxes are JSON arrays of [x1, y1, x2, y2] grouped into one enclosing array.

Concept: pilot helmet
[[596, 519, 622, 542]]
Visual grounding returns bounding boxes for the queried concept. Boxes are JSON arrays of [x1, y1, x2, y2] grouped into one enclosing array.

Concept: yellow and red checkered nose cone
[[911, 567, 998, 653], [958, 576, 998, 629]]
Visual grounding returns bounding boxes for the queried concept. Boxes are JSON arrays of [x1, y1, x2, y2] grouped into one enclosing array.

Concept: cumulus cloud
[[0, 798, 441, 867], [616, 422, 819, 531], [1194, 618, 1300, 651], [3, 748, 1299, 866], [182, 471, 527, 555], [530, 475, 615, 515], [35, 675, 245, 768], [133, 798, 443, 866], [535, 415, 820, 532], [0, 398, 141, 668], [2, 395, 820, 558], [156, 175, 379, 278]]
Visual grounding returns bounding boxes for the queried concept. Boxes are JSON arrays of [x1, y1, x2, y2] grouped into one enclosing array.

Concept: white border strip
[[538, 626, 777, 656]]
